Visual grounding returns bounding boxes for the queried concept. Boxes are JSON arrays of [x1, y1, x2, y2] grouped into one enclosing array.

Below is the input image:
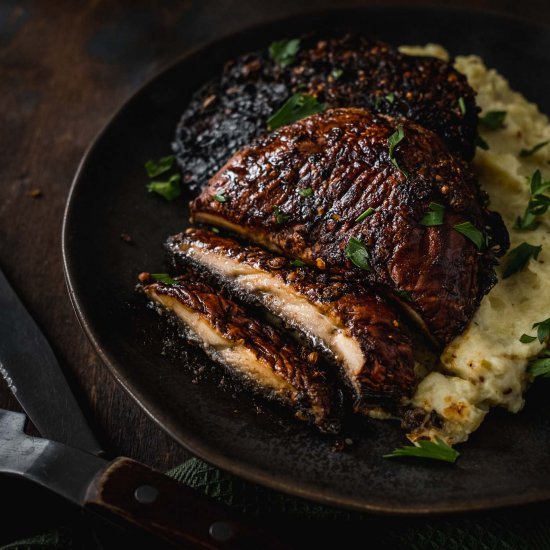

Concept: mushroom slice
[[142, 276, 340, 432]]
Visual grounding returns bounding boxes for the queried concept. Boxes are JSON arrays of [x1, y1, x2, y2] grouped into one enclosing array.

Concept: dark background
[[1, 0, 550, 544]]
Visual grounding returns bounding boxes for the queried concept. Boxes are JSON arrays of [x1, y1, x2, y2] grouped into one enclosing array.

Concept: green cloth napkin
[[3, 457, 550, 549]]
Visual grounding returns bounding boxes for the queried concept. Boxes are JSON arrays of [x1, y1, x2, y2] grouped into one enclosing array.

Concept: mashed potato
[[402, 48, 550, 444]]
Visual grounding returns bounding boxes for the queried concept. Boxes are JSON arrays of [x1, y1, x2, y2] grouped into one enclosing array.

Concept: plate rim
[[62, 4, 550, 516]]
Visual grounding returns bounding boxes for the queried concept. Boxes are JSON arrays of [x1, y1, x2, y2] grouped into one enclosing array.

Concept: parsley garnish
[[144, 154, 181, 201], [520, 318, 550, 344], [514, 208, 538, 231], [151, 273, 177, 285], [529, 169, 550, 199], [384, 437, 459, 463], [514, 170, 550, 231], [267, 93, 327, 131], [345, 237, 371, 271], [458, 97, 467, 116], [144, 155, 175, 178], [502, 242, 543, 279], [290, 259, 307, 267], [211, 227, 220, 234], [453, 222, 484, 249], [331, 68, 343, 80], [146, 174, 181, 201], [355, 207, 375, 223], [520, 140, 550, 157], [475, 135, 489, 150], [534, 319, 550, 343], [479, 110, 507, 130], [213, 190, 227, 203], [268, 38, 300, 68], [298, 187, 314, 197], [520, 334, 537, 344], [388, 126, 408, 177], [273, 206, 289, 224], [528, 349, 550, 378], [420, 202, 445, 226], [385, 92, 395, 104]]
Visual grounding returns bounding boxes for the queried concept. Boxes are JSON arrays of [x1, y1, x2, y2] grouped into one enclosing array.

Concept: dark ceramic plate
[[63, 6, 550, 514]]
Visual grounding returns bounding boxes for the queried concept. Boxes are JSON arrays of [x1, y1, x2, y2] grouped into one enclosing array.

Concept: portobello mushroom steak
[[191, 107, 508, 346], [140, 35, 509, 435], [174, 33, 478, 192], [167, 228, 416, 411], [142, 276, 341, 433]]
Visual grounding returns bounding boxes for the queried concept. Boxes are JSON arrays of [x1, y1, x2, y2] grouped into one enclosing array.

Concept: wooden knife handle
[[84, 457, 289, 549]]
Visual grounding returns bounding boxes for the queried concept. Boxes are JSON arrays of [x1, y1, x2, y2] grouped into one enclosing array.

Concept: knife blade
[[0, 409, 288, 549], [0, 266, 102, 455]]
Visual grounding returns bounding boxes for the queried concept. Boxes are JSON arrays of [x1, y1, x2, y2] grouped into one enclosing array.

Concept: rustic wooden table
[[1, 0, 549, 544]]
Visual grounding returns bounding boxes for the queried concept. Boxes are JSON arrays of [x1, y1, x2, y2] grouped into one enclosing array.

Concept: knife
[[0, 408, 286, 549], [0, 266, 102, 454], [0, 265, 289, 548]]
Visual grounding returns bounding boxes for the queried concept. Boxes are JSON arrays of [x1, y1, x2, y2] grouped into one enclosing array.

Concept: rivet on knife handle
[[84, 457, 289, 549]]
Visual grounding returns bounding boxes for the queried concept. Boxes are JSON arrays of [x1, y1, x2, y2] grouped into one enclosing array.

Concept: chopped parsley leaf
[[213, 190, 227, 203], [528, 175, 550, 217], [388, 126, 408, 177], [520, 140, 550, 157], [269, 38, 300, 67], [475, 135, 489, 150], [298, 187, 314, 197], [267, 93, 327, 131], [355, 207, 375, 223], [273, 206, 289, 224], [534, 318, 550, 343], [453, 222, 484, 249], [502, 242, 543, 279], [530, 169, 550, 196], [345, 237, 371, 271], [420, 202, 445, 226], [151, 273, 177, 285], [290, 259, 307, 267], [479, 110, 507, 130], [520, 318, 550, 344], [514, 210, 539, 231], [385, 92, 395, 104], [146, 174, 181, 201], [384, 437, 459, 463], [211, 227, 220, 234], [528, 350, 550, 378], [144, 155, 175, 178], [331, 67, 343, 80], [520, 334, 537, 344], [458, 97, 467, 115], [514, 170, 550, 230]]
